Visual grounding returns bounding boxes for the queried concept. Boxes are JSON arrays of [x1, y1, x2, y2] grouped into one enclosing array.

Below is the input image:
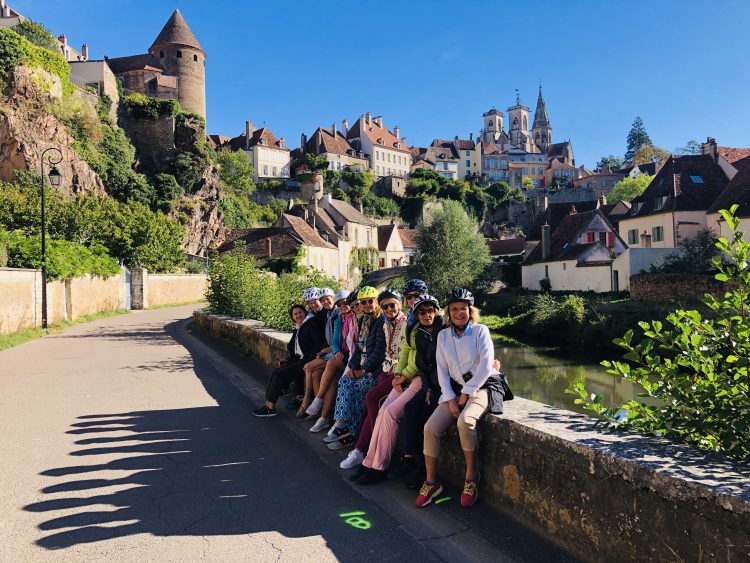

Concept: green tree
[[675, 140, 702, 156], [292, 153, 329, 176], [632, 144, 670, 166], [608, 174, 653, 204], [151, 173, 184, 212], [11, 19, 58, 52], [407, 200, 491, 299], [651, 229, 719, 274], [596, 155, 624, 171], [522, 177, 534, 190], [624, 116, 652, 164], [217, 148, 255, 195], [567, 206, 750, 462]]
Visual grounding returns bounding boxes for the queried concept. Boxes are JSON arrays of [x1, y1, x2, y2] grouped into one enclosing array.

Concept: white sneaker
[[305, 397, 323, 416], [309, 417, 331, 433], [340, 449, 364, 469]]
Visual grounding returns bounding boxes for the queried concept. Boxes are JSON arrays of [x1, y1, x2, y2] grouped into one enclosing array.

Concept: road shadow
[[24, 320, 431, 561]]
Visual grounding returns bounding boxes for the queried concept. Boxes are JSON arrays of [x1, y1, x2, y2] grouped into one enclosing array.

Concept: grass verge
[[0, 309, 130, 351]]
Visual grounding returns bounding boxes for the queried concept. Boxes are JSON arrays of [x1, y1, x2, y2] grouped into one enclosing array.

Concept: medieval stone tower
[[148, 10, 206, 120], [532, 85, 552, 152], [507, 90, 529, 148]]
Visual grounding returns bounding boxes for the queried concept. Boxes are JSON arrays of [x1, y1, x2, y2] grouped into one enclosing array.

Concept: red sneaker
[[415, 481, 443, 508], [460, 472, 481, 508]]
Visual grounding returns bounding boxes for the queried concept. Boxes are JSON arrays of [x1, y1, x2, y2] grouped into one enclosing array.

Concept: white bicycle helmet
[[319, 287, 335, 299], [301, 287, 321, 302]]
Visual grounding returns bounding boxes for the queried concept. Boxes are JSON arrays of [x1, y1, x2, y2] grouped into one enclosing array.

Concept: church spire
[[531, 85, 552, 152]]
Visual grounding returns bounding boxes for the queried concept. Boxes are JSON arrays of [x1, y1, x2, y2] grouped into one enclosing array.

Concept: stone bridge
[[362, 266, 408, 289]]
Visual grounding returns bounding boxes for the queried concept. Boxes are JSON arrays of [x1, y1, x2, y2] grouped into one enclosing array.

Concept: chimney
[[374, 116, 383, 127], [541, 223, 551, 260], [469, 132, 474, 141], [266, 238, 272, 258], [569, 204, 577, 215], [342, 119, 348, 136], [541, 196, 549, 211], [401, 136, 407, 148], [245, 121, 256, 149], [701, 136, 717, 161], [300, 133, 307, 152], [58, 34, 67, 46], [288, 199, 294, 211], [278, 137, 285, 148], [365, 112, 371, 125], [2, 6, 9, 17], [81, 43, 89, 60], [332, 122, 337, 137], [394, 125, 400, 140], [598, 192, 607, 207], [324, 193, 332, 205], [354, 198, 364, 213], [640, 230, 652, 248]]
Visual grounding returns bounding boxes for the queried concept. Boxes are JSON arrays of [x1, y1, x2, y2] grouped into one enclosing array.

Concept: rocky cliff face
[[0, 66, 105, 195], [179, 164, 226, 256]]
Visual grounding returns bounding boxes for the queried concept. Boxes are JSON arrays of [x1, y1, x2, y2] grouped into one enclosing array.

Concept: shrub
[[0, 27, 25, 78], [217, 148, 255, 195], [0, 27, 73, 96], [151, 173, 184, 212], [122, 93, 181, 119], [206, 247, 338, 331], [568, 206, 749, 462], [11, 20, 58, 52], [651, 228, 719, 274], [539, 277, 551, 292]]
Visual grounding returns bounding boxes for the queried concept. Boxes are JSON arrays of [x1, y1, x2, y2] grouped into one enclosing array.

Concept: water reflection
[[494, 338, 641, 415]]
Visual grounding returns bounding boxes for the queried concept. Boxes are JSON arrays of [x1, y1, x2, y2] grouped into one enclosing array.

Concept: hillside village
[[0, 3, 748, 294]]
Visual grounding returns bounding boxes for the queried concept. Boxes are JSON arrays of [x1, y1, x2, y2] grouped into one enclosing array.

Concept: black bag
[[450, 372, 514, 415]]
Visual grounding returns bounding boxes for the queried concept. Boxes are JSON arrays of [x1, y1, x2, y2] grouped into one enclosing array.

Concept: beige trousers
[[423, 389, 489, 458]]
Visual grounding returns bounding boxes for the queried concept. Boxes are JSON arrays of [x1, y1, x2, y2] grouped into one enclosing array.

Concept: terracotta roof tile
[[397, 227, 418, 249], [525, 210, 618, 264], [282, 214, 336, 248], [306, 128, 356, 156], [347, 117, 409, 154], [487, 238, 525, 255], [217, 228, 299, 258], [328, 199, 378, 226], [717, 147, 750, 164], [528, 201, 598, 240], [107, 53, 162, 74], [455, 139, 476, 150]]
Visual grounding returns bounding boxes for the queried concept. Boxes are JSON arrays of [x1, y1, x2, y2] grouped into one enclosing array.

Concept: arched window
[[512, 117, 518, 130], [523, 116, 527, 130]]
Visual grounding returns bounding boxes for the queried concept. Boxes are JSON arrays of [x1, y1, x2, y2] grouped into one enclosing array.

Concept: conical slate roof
[[532, 86, 550, 129], [150, 9, 204, 53]]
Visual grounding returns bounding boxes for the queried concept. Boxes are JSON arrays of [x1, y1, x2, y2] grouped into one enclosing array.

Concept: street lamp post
[[40, 147, 62, 329]]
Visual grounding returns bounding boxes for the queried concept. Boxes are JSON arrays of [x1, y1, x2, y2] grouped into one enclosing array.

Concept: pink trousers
[[362, 377, 423, 471]]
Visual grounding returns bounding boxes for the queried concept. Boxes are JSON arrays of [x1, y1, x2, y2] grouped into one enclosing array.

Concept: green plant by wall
[[349, 246, 379, 277], [122, 93, 181, 119], [0, 27, 74, 97], [567, 206, 749, 462], [2, 228, 120, 279]]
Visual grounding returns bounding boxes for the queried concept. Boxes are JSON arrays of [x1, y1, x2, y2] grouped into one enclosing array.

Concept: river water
[[493, 337, 642, 415]]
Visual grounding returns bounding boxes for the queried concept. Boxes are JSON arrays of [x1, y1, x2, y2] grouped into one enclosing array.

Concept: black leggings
[[265, 360, 305, 404], [402, 385, 439, 458]]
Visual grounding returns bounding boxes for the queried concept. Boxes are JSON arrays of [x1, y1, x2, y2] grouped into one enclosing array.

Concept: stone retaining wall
[[630, 273, 730, 302], [136, 271, 208, 309], [193, 310, 750, 563]]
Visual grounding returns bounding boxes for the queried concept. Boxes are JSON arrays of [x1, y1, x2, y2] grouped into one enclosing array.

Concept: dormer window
[[654, 195, 668, 210], [690, 175, 704, 184], [630, 201, 643, 215]]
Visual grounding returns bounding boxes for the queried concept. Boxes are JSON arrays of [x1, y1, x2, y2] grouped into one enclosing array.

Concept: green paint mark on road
[[339, 511, 372, 530], [434, 496, 451, 504]]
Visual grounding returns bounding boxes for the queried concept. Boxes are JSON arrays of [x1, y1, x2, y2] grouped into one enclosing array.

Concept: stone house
[[522, 209, 627, 292], [545, 158, 580, 188], [377, 223, 408, 268], [347, 113, 411, 178], [413, 141, 460, 180], [300, 122, 369, 172], [617, 154, 729, 249], [453, 135, 481, 181], [227, 121, 290, 182], [572, 168, 624, 195], [107, 10, 206, 119]]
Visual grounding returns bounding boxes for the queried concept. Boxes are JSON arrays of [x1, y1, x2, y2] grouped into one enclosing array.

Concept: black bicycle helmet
[[378, 288, 402, 303], [404, 279, 428, 294], [346, 290, 360, 305], [444, 288, 474, 307], [413, 294, 440, 311]]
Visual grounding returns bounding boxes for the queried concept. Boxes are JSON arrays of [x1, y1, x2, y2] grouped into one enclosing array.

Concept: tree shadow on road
[[24, 321, 427, 560]]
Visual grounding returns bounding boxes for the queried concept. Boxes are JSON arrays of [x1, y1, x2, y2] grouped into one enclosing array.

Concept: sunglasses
[[417, 308, 436, 315], [381, 302, 399, 310], [361, 299, 375, 305]]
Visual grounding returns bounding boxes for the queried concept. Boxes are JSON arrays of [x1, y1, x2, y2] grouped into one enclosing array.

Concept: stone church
[[106, 10, 206, 120]]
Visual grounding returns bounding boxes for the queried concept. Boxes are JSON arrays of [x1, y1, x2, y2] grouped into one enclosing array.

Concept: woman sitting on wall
[[298, 287, 339, 417], [323, 286, 385, 450], [416, 288, 495, 508], [339, 289, 407, 468], [251, 296, 324, 418], [347, 294, 442, 484], [306, 291, 358, 433]]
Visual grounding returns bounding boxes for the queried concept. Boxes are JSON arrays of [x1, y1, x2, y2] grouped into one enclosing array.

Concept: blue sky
[[13, 0, 750, 167]]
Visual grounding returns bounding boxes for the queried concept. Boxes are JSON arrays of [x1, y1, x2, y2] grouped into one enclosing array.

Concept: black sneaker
[[252, 405, 277, 417], [323, 426, 351, 444], [357, 468, 387, 486], [348, 465, 369, 482], [327, 434, 355, 451], [388, 456, 416, 480]]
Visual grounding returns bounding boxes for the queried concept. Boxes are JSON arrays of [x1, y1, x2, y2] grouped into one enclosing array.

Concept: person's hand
[[448, 399, 460, 419], [458, 394, 469, 408], [492, 359, 502, 372], [334, 352, 344, 362], [352, 369, 365, 379]]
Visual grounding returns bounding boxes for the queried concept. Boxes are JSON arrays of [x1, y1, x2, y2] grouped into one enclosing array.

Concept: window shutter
[[587, 232, 595, 243], [607, 232, 615, 248]]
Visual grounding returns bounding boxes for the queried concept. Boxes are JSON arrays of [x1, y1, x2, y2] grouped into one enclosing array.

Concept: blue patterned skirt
[[334, 373, 377, 437]]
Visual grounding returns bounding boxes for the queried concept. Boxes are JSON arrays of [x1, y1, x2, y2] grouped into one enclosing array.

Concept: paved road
[[0, 306, 574, 562]]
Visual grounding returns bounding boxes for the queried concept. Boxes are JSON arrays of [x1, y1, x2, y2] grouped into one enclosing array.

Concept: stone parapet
[[630, 273, 733, 302], [193, 309, 750, 563]]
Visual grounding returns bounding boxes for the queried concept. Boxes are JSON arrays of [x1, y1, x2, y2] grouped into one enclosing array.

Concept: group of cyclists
[[252, 280, 505, 509]]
